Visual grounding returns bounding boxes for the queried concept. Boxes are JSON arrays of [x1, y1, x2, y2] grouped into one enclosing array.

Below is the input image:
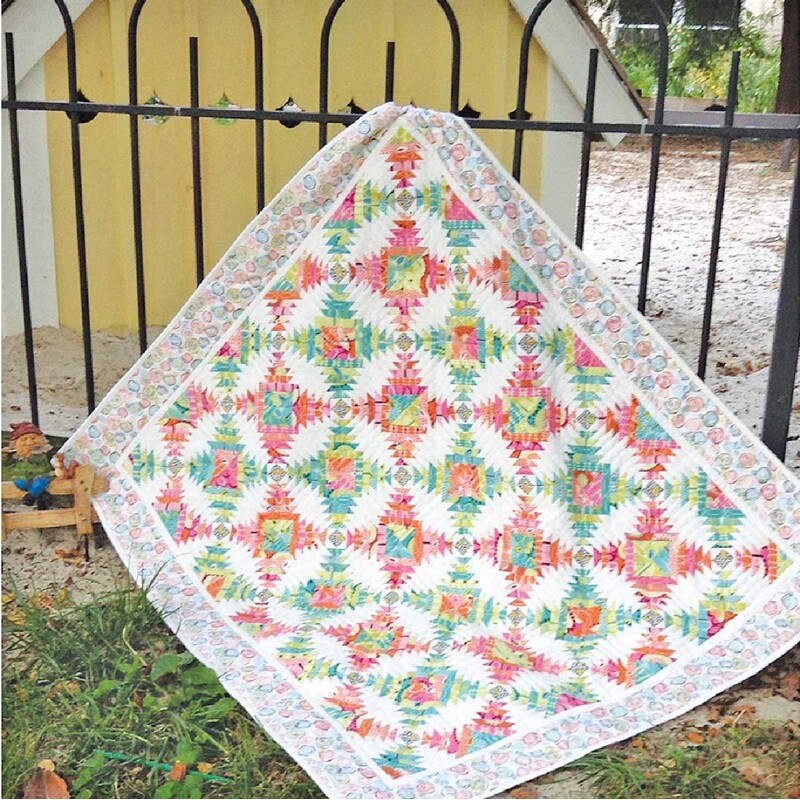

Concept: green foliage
[[577, 746, 752, 798], [5, 585, 796, 799], [572, 719, 800, 799], [614, 13, 781, 112], [1, 586, 321, 799]]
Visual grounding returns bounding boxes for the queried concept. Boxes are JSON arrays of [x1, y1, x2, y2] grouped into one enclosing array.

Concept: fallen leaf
[[510, 786, 538, 799], [7, 609, 27, 625], [168, 761, 187, 782], [686, 731, 704, 744], [777, 672, 800, 701], [2, 593, 16, 606], [735, 757, 779, 788], [196, 763, 213, 774], [54, 548, 79, 561], [47, 682, 80, 699], [23, 766, 69, 799]]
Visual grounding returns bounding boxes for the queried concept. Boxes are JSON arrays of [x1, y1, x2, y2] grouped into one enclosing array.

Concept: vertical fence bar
[[239, 0, 264, 211], [434, 0, 461, 112], [189, 37, 205, 287], [762, 149, 800, 460], [128, 1, 148, 353], [322, 0, 459, 148], [54, 0, 95, 412], [636, 2, 670, 315], [319, 0, 347, 150], [5, 32, 39, 425], [512, 0, 549, 181], [575, 48, 598, 250], [697, 52, 740, 380], [385, 41, 396, 103]]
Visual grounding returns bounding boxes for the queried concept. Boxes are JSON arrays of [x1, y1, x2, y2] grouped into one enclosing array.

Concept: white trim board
[[509, 0, 645, 146], [540, 61, 582, 238], [1, 0, 94, 94], [2, 59, 59, 335]]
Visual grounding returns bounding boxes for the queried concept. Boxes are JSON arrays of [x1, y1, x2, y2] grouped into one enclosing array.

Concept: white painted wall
[[2, 60, 59, 336], [509, 0, 646, 149], [540, 63, 583, 240], [2, 0, 93, 336]]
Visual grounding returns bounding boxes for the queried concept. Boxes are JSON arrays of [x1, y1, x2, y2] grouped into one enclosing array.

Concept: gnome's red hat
[[9, 421, 45, 440]]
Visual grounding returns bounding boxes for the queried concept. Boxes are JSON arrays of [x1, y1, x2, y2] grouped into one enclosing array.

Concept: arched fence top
[[318, 0, 461, 147], [127, 0, 264, 107], [52, 0, 78, 103]]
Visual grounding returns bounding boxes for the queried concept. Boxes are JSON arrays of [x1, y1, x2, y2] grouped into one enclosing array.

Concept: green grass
[[3, 586, 798, 799], [1, 585, 321, 799], [574, 728, 798, 799]]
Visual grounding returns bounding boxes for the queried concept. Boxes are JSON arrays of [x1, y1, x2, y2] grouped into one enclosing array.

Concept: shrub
[[615, 12, 781, 113]]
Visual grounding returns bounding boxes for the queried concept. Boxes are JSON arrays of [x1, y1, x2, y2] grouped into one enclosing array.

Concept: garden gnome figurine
[[2, 422, 54, 508]]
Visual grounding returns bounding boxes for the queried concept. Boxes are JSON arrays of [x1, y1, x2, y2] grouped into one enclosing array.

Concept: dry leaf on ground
[[168, 761, 187, 782], [735, 757, 780, 788], [23, 763, 69, 799], [777, 672, 800, 701], [510, 785, 539, 799]]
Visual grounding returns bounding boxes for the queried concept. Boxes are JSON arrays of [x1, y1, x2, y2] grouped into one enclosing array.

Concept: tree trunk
[[775, 0, 800, 113]]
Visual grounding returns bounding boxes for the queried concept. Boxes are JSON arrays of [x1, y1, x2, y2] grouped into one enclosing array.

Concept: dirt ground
[[2, 137, 799, 797]]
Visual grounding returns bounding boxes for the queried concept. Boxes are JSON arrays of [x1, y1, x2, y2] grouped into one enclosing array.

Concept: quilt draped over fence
[[63, 104, 800, 799]]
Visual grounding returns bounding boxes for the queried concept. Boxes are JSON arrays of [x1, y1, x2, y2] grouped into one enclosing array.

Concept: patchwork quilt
[[63, 104, 800, 799]]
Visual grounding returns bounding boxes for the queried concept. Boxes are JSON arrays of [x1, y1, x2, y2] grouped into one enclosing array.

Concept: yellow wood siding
[[44, 0, 548, 333]]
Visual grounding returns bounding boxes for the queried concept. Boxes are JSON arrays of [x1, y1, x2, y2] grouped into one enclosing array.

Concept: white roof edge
[[509, 0, 647, 144], [2, 0, 94, 95]]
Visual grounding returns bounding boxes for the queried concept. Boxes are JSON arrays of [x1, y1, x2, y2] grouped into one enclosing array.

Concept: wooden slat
[[1, 473, 107, 500], [72, 464, 95, 537], [2, 507, 99, 532]]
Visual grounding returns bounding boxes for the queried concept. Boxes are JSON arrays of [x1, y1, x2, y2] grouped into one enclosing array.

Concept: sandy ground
[[2, 138, 798, 798], [581, 137, 798, 471]]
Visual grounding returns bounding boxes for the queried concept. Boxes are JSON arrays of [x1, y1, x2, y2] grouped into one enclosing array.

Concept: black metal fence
[[2, 0, 799, 459]]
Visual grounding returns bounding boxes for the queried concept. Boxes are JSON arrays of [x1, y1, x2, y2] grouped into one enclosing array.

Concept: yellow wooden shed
[[2, 0, 646, 335]]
